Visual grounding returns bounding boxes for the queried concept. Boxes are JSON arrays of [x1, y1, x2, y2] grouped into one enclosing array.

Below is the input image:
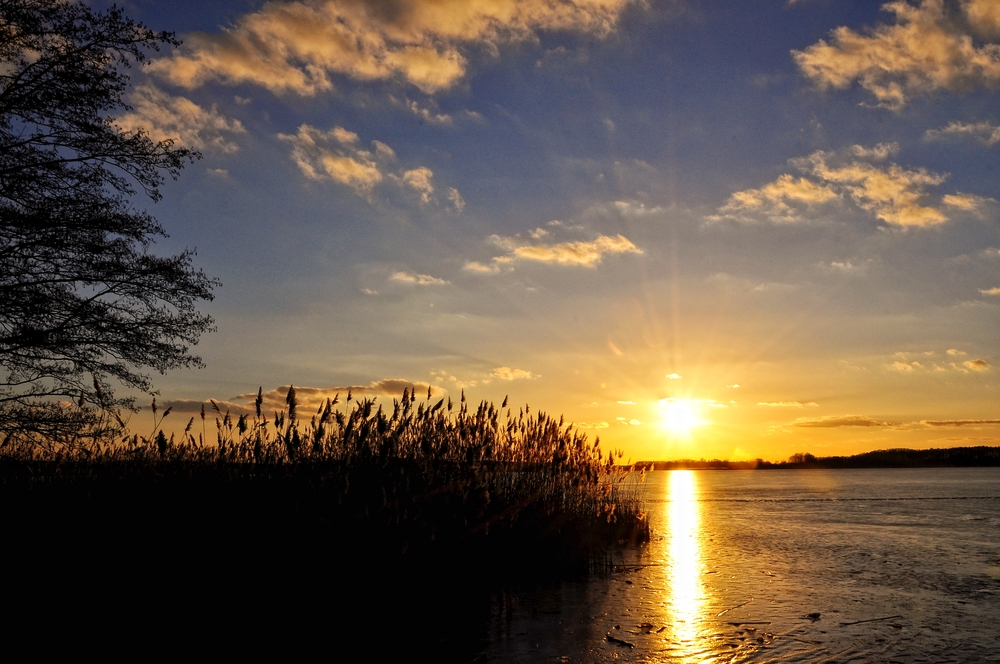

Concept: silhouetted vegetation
[[2, 388, 649, 655], [635, 446, 1000, 470], [2, 387, 647, 572], [0, 0, 217, 438]]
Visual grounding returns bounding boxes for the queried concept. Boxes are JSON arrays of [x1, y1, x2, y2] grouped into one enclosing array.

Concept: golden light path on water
[[663, 470, 706, 659]]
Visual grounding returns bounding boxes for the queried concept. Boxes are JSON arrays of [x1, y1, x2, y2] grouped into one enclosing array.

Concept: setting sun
[[657, 399, 703, 436]]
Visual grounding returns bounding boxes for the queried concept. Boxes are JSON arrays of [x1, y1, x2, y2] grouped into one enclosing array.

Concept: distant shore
[[634, 446, 1000, 470]]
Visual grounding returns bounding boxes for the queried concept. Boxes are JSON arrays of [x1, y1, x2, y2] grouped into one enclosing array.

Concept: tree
[[0, 0, 218, 440]]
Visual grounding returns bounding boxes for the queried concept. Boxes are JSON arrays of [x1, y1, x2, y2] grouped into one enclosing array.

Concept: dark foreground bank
[[1, 391, 648, 658]]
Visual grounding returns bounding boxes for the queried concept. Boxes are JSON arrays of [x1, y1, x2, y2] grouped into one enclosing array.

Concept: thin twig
[[718, 598, 752, 617], [839, 615, 902, 626]]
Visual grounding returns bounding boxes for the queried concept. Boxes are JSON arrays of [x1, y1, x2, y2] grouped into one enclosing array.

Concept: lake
[[482, 468, 1000, 662]]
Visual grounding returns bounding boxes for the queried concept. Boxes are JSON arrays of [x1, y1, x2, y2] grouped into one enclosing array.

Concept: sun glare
[[658, 399, 702, 435]]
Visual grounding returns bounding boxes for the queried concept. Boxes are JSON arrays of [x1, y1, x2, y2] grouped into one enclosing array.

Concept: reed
[[0, 387, 649, 582]]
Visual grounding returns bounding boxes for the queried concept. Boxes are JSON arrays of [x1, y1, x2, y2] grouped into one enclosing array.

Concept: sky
[[98, 0, 999, 461]]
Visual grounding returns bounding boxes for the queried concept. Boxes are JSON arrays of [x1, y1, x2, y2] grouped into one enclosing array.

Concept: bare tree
[[0, 0, 218, 439]]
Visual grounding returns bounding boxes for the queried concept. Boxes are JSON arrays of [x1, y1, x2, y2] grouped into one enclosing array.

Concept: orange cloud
[[150, 0, 631, 95], [490, 366, 537, 381], [117, 84, 245, 152], [712, 144, 960, 227], [792, 415, 890, 428], [482, 233, 642, 268], [794, 0, 1000, 109]]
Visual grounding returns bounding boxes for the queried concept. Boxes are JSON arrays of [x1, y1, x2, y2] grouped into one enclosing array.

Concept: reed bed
[[1, 387, 649, 582]]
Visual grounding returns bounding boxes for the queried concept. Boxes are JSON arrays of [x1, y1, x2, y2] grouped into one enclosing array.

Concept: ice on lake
[[485, 468, 1000, 662]]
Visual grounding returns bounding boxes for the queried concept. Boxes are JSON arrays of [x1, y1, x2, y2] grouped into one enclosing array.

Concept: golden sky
[[109, 0, 999, 461]]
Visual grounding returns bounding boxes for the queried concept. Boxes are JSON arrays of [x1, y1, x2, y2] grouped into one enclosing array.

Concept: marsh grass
[[1, 387, 648, 584]]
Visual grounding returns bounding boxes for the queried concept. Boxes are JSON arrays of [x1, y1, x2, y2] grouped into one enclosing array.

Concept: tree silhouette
[[0, 0, 218, 440]]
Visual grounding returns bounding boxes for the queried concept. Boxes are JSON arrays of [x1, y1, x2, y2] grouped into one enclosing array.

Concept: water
[[484, 469, 1000, 662]]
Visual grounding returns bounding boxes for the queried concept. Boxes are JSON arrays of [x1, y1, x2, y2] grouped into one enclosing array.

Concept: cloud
[[469, 232, 642, 272], [792, 415, 890, 428], [446, 187, 465, 213], [233, 380, 438, 415], [401, 166, 435, 203], [400, 98, 454, 125], [617, 400, 636, 405], [391, 271, 449, 285], [666, 373, 681, 380], [117, 84, 245, 153], [757, 401, 819, 407], [946, 348, 967, 356], [926, 120, 1000, 145], [793, 0, 1000, 109], [463, 261, 501, 274], [613, 200, 664, 216], [922, 418, 1000, 427], [279, 124, 387, 193], [576, 421, 609, 429], [942, 192, 994, 213], [711, 144, 958, 227], [491, 366, 537, 381], [980, 286, 1000, 295], [161, 398, 253, 416], [826, 260, 863, 273], [963, 358, 990, 371], [149, 0, 631, 96], [616, 417, 643, 425], [486, 233, 642, 267], [967, 0, 1000, 38], [709, 174, 839, 224], [279, 124, 442, 201]]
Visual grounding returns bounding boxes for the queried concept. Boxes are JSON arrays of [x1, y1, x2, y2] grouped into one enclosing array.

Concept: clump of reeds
[[0, 387, 649, 579]]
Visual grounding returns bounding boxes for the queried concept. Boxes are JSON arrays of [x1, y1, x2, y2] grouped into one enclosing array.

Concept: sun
[[658, 399, 703, 436]]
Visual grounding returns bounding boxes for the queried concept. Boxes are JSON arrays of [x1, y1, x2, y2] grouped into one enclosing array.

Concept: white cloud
[[149, 0, 631, 96], [666, 373, 681, 380], [117, 84, 245, 153], [391, 271, 449, 285], [793, 0, 1000, 109], [963, 358, 990, 371], [446, 188, 466, 213], [491, 366, 537, 380]]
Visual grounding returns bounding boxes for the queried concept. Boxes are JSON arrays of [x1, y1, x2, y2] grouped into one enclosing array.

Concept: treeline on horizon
[[634, 446, 1000, 470]]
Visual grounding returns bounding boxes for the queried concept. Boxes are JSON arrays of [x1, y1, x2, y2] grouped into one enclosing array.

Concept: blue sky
[[100, 0, 999, 460]]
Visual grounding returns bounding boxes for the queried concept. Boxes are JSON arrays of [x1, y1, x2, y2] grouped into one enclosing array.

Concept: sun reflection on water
[[664, 470, 704, 659]]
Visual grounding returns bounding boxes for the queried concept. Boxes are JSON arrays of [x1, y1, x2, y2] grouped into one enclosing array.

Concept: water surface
[[485, 468, 1000, 662]]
